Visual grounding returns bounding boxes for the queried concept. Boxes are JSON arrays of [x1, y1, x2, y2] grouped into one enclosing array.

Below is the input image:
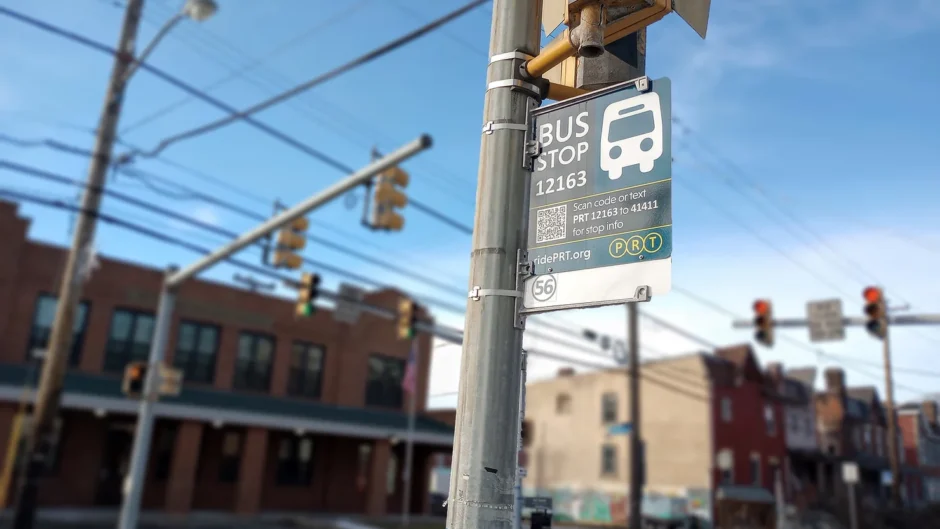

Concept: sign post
[[842, 462, 859, 529], [806, 298, 845, 342], [522, 76, 673, 314]]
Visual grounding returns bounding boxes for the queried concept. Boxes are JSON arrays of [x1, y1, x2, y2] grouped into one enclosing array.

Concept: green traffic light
[[301, 302, 315, 316]]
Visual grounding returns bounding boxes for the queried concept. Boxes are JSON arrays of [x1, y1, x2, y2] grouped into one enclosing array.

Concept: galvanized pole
[[9, 2, 144, 528], [446, 1, 539, 528], [118, 267, 177, 529], [627, 302, 642, 529], [882, 320, 902, 507]]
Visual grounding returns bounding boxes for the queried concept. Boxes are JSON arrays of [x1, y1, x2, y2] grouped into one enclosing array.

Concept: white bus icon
[[600, 91, 663, 179]]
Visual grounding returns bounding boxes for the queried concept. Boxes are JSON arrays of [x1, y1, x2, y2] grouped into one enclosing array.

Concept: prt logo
[[600, 91, 664, 179]]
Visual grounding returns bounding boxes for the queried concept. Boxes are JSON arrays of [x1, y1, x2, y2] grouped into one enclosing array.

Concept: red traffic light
[[863, 287, 883, 303], [753, 299, 771, 315]]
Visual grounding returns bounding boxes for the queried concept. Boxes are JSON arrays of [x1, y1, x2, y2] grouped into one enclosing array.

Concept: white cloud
[[168, 205, 222, 233], [660, 0, 940, 128]]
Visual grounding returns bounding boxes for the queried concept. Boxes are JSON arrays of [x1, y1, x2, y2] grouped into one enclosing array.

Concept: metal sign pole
[[118, 269, 177, 529], [117, 137, 432, 527], [446, 2, 537, 529]]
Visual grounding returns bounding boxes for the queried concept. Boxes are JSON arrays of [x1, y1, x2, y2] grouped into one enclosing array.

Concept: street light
[[125, 0, 219, 80], [10, 2, 220, 529]]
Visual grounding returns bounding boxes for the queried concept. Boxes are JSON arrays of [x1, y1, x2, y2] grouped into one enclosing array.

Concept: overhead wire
[[0, 5, 475, 235], [1, 187, 708, 402], [121, 0, 375, 134], [6, 5, 934, 390], [124, 0, 491, 159]]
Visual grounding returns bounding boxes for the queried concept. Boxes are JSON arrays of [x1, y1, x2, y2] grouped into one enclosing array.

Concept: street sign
[[157, 364, 183, 397], [608, 422, 633, 435], [842, 462, 859, 484], [522, 77, 672, 313], [807, 298, 845, 342], [334, 283, 365, 324]]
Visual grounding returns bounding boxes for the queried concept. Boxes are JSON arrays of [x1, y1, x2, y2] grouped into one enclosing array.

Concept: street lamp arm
[[123, 12, 184, 82]]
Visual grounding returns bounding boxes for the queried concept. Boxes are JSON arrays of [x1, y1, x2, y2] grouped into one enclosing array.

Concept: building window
[[863, 425, 872, 451], [721, 397, 733, 422], [26, 294, 91, 366], [103, 309, 155, 373], [287, 342, 325, 399], [218, 430, 242, 483], [365, 354, 405, 408], [764, 404, 777, 436], [173, 321, 219, 383], [853, 427, 862, 450], [750, 454, 761, 486], [152, 425, 177, 481], [601, 393, 617, 423], [601, 444, 617, 476], [276, 435, 315, 486], [556, 394, 572, 414], [234, 332, 274, 392]]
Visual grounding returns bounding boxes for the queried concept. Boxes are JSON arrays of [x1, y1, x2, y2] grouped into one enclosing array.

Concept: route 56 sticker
[[530, 275, 558, 302]]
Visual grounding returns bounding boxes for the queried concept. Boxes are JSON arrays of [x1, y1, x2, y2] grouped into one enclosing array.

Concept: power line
[[0, 136, 581, 343], [127, 0, 490, 159], [674, 118, 912, 305], [0, 4, 474, 235], [121, 0, 374, 133], [673, 174, 855, 298], [0, 187, 708, 402], [130, 1, 477, 198]]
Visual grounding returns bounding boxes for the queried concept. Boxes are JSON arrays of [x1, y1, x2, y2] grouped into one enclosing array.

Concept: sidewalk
[[0, 510, 446, 529]]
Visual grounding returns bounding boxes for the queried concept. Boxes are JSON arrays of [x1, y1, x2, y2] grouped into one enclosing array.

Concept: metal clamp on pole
[[486, 79, 543, 101], [482, 120, 529, 135], [468, 286, 523, 301], [489, 51, 534, 65]]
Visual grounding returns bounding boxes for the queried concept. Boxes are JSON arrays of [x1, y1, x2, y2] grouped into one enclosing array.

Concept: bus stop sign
[[522, 77, 673, 314]]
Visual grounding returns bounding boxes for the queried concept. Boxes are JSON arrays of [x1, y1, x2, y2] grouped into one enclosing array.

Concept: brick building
[[518, 344, 788, 528], [0, 201, 454, 515], [899, 400, 940, 505]]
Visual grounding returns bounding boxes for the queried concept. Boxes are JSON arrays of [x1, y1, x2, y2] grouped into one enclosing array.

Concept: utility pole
[[627, 302, 642, 529], [881, 314, 902, 507], [445, 1, 538, 529], [9, 2, 144, 527]]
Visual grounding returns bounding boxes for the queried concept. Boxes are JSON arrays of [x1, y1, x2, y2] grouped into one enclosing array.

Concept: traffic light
[[273, 217, 309, 269], [372, 167, 408, 231], [864, 286, 888, 339], [122, 362, 147, 398], [396, 298, 417, 340], [296, 272, 321, 317], [753, 299, 774, 347]]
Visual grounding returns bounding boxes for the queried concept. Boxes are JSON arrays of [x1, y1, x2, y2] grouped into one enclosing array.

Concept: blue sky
[[2, 0, 940, 408]]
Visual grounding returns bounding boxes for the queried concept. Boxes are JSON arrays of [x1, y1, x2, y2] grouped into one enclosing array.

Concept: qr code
[[536, 204, 567, 244]]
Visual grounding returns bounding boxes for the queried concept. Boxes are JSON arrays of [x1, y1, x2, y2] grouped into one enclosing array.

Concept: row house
[[520, 344, 788, 529], [899, 400, 940, 504], [0, 201, 453, 516], [764, 365, 824, 509], [814, 368, 914, 507]]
